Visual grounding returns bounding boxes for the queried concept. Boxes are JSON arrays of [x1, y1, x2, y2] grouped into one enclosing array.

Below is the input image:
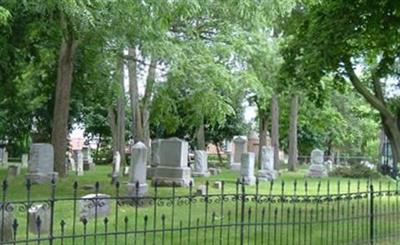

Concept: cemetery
[[1, 1, 400, 244]]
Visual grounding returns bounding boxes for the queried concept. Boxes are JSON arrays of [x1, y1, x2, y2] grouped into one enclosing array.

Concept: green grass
[[1, 165, 399, 244]]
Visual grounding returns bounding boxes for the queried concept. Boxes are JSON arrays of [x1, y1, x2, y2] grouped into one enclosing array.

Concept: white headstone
[[307, 149, 328, 178], [192, 150, 210, 177], [21, 154, 28, 168], [127, 142, 148, 197], [28, 204, 50, 234], [113, 151, 121, 176], [231, 136, 247, 170], [258, 146, 278, 181], [240, 152, 256, 185], [80, 193, 110, 220], [76, 150, 84, 176], [152, 138, 193, 187], [26, 143, 58, 183]]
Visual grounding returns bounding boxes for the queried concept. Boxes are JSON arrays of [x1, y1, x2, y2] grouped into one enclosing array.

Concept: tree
[[282, 0, 400, 175]]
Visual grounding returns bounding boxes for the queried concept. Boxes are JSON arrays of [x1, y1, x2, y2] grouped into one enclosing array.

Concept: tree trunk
[[196, 121, 206, 150], [51, 38, 78, 177], [128, 48, 144, 142], [142, 58, 157, 146], [116, 57, 126, 167], [271, 93, 280, 170], [95, 134, 101, 164], [107, 106, 117, 172], [214, 141, 223, 166], [258, 111, 268, 170], [288, 95, 299, 171], [382, 116, 400, 175]]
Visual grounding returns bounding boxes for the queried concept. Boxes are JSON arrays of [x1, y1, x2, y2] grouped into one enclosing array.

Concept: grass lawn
[[1, 164, 399, 244]]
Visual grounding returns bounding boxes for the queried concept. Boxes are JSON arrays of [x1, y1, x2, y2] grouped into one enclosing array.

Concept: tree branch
[[343, 57, 393, 119]]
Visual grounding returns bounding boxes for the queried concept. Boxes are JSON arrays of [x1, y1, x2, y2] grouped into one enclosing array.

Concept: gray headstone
[[82, 146, 94, 170], [80, 193, 110, 220], [240, 152, 256, 185], [1, 150, 8, 166], [192, 150, 209, 177], [307, 149, 328, 178], [148, 139, 162, 179], [0, 203, 14, 242], [258, 146, 278, 181], [209, 167, 220, 176], [231, 136, 247, 170], [26, 143, 58, 184], [152, 138, 193, 187], [213, 181, 222, 190], [7, 165, 20, 177], [127, 142, 148, 197], [28, 204, 50, 234]]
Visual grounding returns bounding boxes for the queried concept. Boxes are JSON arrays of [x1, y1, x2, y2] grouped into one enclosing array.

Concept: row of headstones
[[66, 147, 95, 176]]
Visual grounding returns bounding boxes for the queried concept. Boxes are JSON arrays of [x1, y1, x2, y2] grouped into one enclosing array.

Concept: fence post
[[49, 178, 56, 245], [369, 184, 374, 245], [240, 178, 245, 245]]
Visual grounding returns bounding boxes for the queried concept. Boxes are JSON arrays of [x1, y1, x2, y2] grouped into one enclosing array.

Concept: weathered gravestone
[[196, 184, 207, 195], [80, 194, 110, 220], [213, 181, 222, 190], [307, 149, 328, 178], [231, 136, 247, 171], [28, 204, 50, 234], [26, 143, 58, 184], [76, 150, 84, 176], [0, 149, 8, 166], [82, 146, 93, 171], [127, 142, 148, 197], [111, 151, 121, 184], [257, 146, 278, 181], [240, 152, 256, 185], [192, 150, 210, 177], [0, 203, 14, 242], [147, 139, 161, 179], [152, 138, 193, 187], [21, 154, 28, 168], [7, 165, 20, 177]]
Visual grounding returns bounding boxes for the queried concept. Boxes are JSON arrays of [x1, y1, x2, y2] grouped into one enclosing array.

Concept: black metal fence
[[0, 179, 399, 245]]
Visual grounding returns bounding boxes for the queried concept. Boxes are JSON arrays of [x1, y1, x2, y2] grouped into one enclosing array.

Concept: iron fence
[[0, 179, 399, 245]]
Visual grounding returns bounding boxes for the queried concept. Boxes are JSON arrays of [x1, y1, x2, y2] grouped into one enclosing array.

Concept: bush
[[329, 162, 381, 178]]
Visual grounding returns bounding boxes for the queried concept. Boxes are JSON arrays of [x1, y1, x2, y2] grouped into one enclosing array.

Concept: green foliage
[[329, 163, 380, 179]]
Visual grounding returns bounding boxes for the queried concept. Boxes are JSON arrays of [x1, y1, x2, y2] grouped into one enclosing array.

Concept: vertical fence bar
[[72, 182, 78, 245], [219, 181, 225, 245], [235, 179, 239, 245], [187, 181, 192, 245], [240, 179, 245, 245], [153, 181, 158, 245], [49, 178, 56, 245], [12, 219, 18, 245], [260, 208, 265, 244], [171, 182, 176, 245], [1, 180, 7, 243], [370, 184, 374, 245], [203, 181, 209, 245], [60, 220, 65, 245], [124, 216, 128, 245], [114, 182, 120, 244], [104, 217, 109, 245], [254, 179, 259, 245], [25, 179, 31, 245]]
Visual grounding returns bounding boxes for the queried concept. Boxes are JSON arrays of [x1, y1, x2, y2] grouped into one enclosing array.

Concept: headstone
[[196, 184, 207, 195], [152, 138, 193, 187], [80, 193, 110, 220], [111, 151, 121, 183], [209, 167, 220, 176], [76, 150, 84, 176], [0, 203, 14, 242], [324, 159, 333, 171], [7, 165, 20, 177], [1, 150, 8, 166], [21, 154, 28, 168], [69, 154, 76, 172], [82, 146, 93, 171], [213, 181, 222, 190], [127, 142, 148, 197], [123, 166, 130, 176], [26, 143, 58, 184], [147, 139, 161, 179], [307, 149, 328, 178], [0, 148, 3, 165], [192, 150, 210, 177], [240, 152, 256, 185], [257, 146, 278, 181], [28, 204, 50, 234], [247, 131, 260, 162], [225, 150, 233, 168], [231, 136, 247, 171]]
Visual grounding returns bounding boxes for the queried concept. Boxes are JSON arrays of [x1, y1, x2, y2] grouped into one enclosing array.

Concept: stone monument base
[[152, 166, 193, 187], [192, 171, 210, 177], [258, 169, 278, 181], [230, 162, 241, 171], [126, 183, 148, 197], [241, 175, 256, 185], [26, 172, 58, 184], [307, 164, 328, 178]]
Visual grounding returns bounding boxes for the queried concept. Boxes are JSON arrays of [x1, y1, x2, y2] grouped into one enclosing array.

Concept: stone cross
[[258, 146, 278, 181], [127, 142, 148, 197], [307, 149, 328, 178], [26, 143, 58, 183], [240, 152, 256, 185], [192, 150, 210, 177]]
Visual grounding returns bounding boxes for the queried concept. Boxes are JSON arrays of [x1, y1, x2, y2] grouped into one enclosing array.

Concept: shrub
[[329, 162, 381, 178]]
